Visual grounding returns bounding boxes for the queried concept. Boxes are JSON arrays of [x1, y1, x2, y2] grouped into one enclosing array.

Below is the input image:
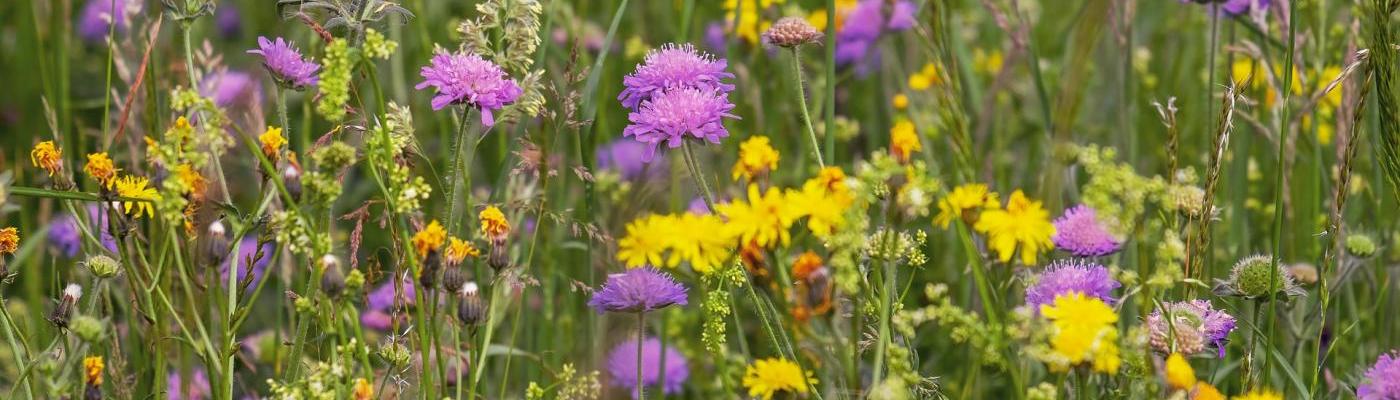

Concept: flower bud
[[283, 164, 303, 202], [205, 220, 230, 268], [344, 268, 366, 294], [378, 342, 411, 367], [71, 315, 105, 343], [1346, 233, 1378, 258], [419, 250, 442, 289], [85, 254, 120, 279], [442, 267, 467, 294], [47, 284, 82, 329], [321, 257, 345, 297], [763, 17, 823, 48], [456, 282, 485, 326]]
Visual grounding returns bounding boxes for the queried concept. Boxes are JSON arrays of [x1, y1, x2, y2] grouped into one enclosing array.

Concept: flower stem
[[681, 141, 716, 212], [637, 312, 647, 400], [789, 48, 824, 169]]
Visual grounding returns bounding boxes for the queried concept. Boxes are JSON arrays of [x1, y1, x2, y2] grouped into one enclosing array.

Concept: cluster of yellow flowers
[[616, 212, 733, 274], [742, 357, 817, 400], [935, 184, 1055, 265], [1039, 293, 1121, 374]]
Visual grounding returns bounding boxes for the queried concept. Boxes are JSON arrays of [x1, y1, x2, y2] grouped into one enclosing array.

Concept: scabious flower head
[[718, 185, 800, 249], [445, 237, 480, 267], [479, 206, 511, 241], [258, 126, 287, 162], [411, 220, 447, 259], [78, 0, 133, 43], [588, 267, 688, 314], [623, 87, 738, 161], [1147, 300, 1236, 357], [111, 174, 158, 218], [31, 141, 63, 177], [415, 51, 523, 126], [605, 336, 690, 398], [1358, 351, 1400, 399], [732, 136, 780, 181], [597, 139, 663, 181], [1180, 0, 1270, 16], [619, 43, 736, 110], [1040, 293, 1121, 374], [763, 16, 823, 48], [0, 227, 18, 255], [83, 153, 119, 187], [742, 358, 816, 400], [1231, 389, 1283, 400], [1024, 260, 1120, 310], [202, 70, 261, 109], [167, 368, 211, 400], [1051, 205, 1123, 257], [834, 0, 917, 74], [890, 119, 922, 163], [1165, 353, 1196, 390], [50, 205, 119, 258], [247, 36, 320, 89], [934, 183, 999, 228], [974, 190, 1055, 265]]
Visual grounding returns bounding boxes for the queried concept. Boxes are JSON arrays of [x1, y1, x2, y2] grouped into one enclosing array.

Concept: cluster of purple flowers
[[416, 51, 523, 127], [605, 336, 690, 398], [1024, 260, 1120, 310], [1359, 351, 1400, 399], [835, 0, 917, 75], [1146, 300, 1237, 357], [619, 44, 738, 161], [1051, 205, 1123, 257]]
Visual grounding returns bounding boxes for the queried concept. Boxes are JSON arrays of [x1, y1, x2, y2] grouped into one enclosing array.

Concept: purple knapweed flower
[[622, 87, 738, 161], [589, 268, 688, 314], [606, 336, 690, 398], [1359, 351, 1400, 399], [167, 368, 211, 400], [219, 236, 276, 293], [415, 51, 523, 127], [1180, 0, 1270, 16], [1147, 300, 1237, 357], [1025, 260, 1120, 310], [1052, 205, 1123, 257], [48, 204, 119, 257], [247, 36, 320, 89], [78, 0, 134, 43], [618, 43, 735, 111], [597, 139, 663, 180]]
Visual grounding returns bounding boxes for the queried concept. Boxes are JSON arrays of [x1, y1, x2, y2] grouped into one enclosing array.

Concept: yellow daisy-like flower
[[1192, 383, 1227, 400], [892, 93, 909, 110], [973, 48, 1004, 75], [742, 358, 816, 400], [791, 251, 823, 280], [1165, 353, 1196, 390], [411, 220, 447, 258], [671, 213, 735, 274], [111, 174, 159, 218], [31, 140, 63, 176], [83, 355, 105, 385], [786, 181, 850, 238], [933, 183, 1000, 228], [732, 136, 781, 181], [83, 153, 120, 186], [719, 185, 799, 249], [908, 63, 940, 90], [974, 190, 1054, 265], [445, 237, 481, 266], [723, 0, 786, 44], [173, 164, 207, 199], [617, 214, 681, 268], [479, 206, 511, 240], [352, 378, 373, 400], [0, 227, 19, 255], [259, 126, 287, 162], [1040, 293, 1121, 375], [890, 119, 921, 163], [1231, 389, 1283, 400]]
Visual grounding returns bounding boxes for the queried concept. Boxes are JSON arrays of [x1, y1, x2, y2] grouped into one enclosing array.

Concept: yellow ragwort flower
[[671, 213, 734, 274], [890, 119, 922, 163], [1231, 389, 1283, 400], [892, 93, 909, 110], [31, 140, 63, 176], [111, 174, 159, 218], [479, 206, 511, 240], [732, 136, 781, 181], [1192, 383, 1227, 400], [974, 190, 1054, 265], [934, 183, 1000, 228], [259, 126, 287, 162], [743, 358, 816, 400], [83, 355, 105, 385], [723, 0, 786, 44], [786, 172, 852, 238], [719, 185, 799, 248], [0, 227, 19, 255], [617, 214, 681, 268], [83, 153, 120, 186], [791, 251, 823, 280], [174, 164, 207, 199], [1165, 353, 1196, 390], [445, 237, 481, 266], [1040, 293, 1121, 375], [411, 220, 447, 258], [352, 377, 373, 400]]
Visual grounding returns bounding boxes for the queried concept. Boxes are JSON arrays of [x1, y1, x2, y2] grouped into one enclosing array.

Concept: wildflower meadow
[[3, 0, 1400, 398]]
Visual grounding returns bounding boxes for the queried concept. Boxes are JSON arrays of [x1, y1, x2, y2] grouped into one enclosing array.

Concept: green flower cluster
[[316, 39, 356, 122]]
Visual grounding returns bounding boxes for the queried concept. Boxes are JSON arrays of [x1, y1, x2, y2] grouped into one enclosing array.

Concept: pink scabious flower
[[78, 0, 133, 43], [247, 36, 320, 90], [588, 268, 688, 314], [415, 51, 523, 127], [622, 87, 738, 161], [606, 336, 690, 399], [1024, 260, 1120, 311], [619, 43, 735, 111], [1359, 351, 1400, 399], [1146, 300, 1237, 357], [1180, 0, 1270, 16], [1051, 205, 1123, 257]]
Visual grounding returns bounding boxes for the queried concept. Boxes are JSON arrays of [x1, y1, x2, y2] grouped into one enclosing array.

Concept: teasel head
[[48, 283, 83, 329], [456, 281, 485, 326], [282, 163, 303, 202], [320, 254, 345, 297]]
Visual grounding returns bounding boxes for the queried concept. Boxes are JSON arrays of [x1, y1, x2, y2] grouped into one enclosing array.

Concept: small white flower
[[63, 283, 83, 301]]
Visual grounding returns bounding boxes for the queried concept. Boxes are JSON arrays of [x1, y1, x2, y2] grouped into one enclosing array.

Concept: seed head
[[763, 17, 823, 48]]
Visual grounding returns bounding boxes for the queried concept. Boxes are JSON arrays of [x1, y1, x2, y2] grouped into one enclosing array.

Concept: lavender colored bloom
[[219, 236, 276, 293], [606, 336, 690, 398], [247, 36, 320, 89], [688, 197, 711, 215], [48, 204, 118, 257], [201, 70, 262, 109], [361, 309, 395, 331], [589, 268, 688, 314], [597, 139, 662, 180], [78, 0, 132, 43], [1024, 260, 1120, 310], [1051, 205, 1123, 257], [368, 278, 417, 310], [835, 0, 916, 74], [1147, 300, 1237, 357], [1180, 0, 1269, 16], [1359, 351, 1400, 399], [618, 43, 735, 111], [888, 0, 918, 30], [415, 51, 523, 126], [622, 88, 738, 161], [216, 4, 241, 38], [167, 369, 211, 400], [704, 22, 729, 55]]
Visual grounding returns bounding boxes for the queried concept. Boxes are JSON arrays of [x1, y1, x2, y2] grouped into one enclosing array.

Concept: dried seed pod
[[419, 250, 442, 289], [283, 164, 303, 202], [763, 17, 823, 48], [321, 255, 345, 297], [442, 267, 467, 294], [456, 282, 485, 326]]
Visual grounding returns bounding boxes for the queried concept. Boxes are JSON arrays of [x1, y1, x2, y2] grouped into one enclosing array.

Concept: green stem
[[637, 312, 647, 400], [789, 48, 825, 169], [681, 142, 716, 212]]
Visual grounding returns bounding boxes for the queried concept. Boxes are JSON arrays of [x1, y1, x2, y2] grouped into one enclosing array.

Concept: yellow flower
[[671, 213, 735, 274], [83, 153, 120, 186], [1231, 389, 1283, 400], [1165, 353, 1196, 390], [445, 237, 481, 266], [0, 227, 19, 255], [890, 119, 922, 163], [908, 63, 940, 90], [973, 48, 1004, 75], [352, 378, 373, 400], [173, 164, 207, 199], [742, 358, 816, 400], [934, 184, 1000, 228], [1192, 383, 1226, 400], [411, 220, 447, 258], [723, 0, 786, 45], [111, 174, 159, 218], [617, 214, 681, 268], [259, 126, 287, 162], [892, 93, 909, 110], [786, 181, 851, 238], [83, 355, 105, 385], [1040, 293, 1121, 375], [791, 251, 823, 280], [31, 140, 63, 176], [732, 136, 781, 181], [479, 206, 511, 240], [974, 190, 1054, 265], [719, 185, 800, 248]]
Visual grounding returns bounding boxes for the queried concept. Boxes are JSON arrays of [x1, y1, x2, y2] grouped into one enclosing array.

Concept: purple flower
[[247, 36, 320, 89], [888, 0, 918, 30], [1051, 205, 1123, 257], [835, 0, 917, 74], [216, 3, 241, 38], [688, 197, 711, 215], [704, 22, 729, 55], [363, 278, 416, 330], [48, 204, 118, 257], [618, 43, 735, 111], [1024, 260, 1120, 310], [597, 139, 663, 180], [1359, 351, 1400, 399], [589, 268, 688, 314], [219, 236, 276, 293], [415, 51, 523, 127], [201, 70, 262, 109], [1147, 300, 1237, 357], [78, 0, 133, 43], [606, 336, 690, 398], [167, 369, 211, 400], [1180, 0, 1269, 16], [622, 88, 738, 161]]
